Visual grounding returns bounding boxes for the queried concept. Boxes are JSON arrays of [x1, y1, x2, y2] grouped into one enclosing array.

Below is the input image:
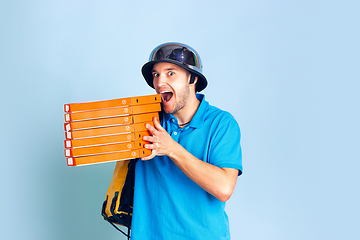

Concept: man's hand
[[140, 117, 238, 202], [141, 117, 177, 161]]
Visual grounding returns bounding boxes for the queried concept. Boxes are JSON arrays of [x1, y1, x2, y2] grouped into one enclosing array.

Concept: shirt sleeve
[[208, 112, 243, 176]]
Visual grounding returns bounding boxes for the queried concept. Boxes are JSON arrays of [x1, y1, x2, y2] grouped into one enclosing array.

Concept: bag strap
[[101, 195, 131, 239]]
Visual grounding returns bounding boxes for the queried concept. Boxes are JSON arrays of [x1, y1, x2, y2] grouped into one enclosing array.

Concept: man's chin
[[162, 106, 174, 115], [161, 102, 175, 114]]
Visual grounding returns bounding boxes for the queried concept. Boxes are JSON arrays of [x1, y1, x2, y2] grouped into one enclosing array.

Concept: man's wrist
[[167, 140, 181, 161]]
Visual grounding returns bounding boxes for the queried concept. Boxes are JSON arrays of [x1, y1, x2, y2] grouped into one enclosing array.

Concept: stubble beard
[[170, 84, 190, 115]]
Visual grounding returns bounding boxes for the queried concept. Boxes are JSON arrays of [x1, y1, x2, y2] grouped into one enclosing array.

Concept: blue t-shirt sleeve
[[208, 113, 243, 175]]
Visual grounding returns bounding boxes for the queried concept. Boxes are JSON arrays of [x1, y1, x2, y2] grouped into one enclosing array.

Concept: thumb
[[153, 117, 164, 131]]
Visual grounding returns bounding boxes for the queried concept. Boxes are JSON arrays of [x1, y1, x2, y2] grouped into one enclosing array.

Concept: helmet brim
[[141, 59, 208, 92]]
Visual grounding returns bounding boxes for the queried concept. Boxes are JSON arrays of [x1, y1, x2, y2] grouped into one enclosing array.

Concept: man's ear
[[189, 75, 198, 84]]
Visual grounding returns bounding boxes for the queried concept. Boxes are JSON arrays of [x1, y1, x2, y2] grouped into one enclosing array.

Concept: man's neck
[[173, 94, 200, 127]]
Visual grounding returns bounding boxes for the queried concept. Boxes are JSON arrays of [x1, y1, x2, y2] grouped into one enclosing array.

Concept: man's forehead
[[152, 62, 182, 71]]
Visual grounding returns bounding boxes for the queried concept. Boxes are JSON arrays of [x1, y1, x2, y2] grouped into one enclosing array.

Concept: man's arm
[[141, 117, 239, 202]]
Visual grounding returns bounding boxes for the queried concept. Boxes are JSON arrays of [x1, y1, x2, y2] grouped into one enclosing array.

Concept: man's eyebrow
[[152, 67, 178, 72]]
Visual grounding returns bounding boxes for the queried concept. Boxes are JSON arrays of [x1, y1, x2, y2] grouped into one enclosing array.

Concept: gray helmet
[[142, 42, 208, 92]]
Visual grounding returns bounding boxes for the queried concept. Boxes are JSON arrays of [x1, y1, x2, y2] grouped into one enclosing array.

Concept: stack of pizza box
[[64, 94, 161, 166]]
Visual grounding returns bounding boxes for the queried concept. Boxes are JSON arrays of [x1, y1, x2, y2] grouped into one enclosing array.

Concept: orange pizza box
[[64, 131, 150, 148], [64, 112, 158, 131], [65, 140, 147, 158], [67, 149, 152, 166], [64, 103, 161, 122], [64, 122, 151, 140], [64, 94, 161, 113]]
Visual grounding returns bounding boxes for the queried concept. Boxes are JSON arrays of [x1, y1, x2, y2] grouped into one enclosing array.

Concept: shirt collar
[[163, 93, 208, 129]]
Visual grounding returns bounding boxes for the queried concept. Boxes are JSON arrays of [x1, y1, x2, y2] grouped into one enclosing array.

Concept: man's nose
[[154, 74, 167, 87]]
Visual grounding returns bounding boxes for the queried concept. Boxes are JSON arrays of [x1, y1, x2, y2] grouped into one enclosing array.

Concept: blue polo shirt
[[131, 94, 242, 240]]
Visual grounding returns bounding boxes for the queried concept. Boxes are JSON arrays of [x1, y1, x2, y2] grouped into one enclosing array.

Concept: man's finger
[[145, 123, 157, 135], [144, 143, 156, 149], [141, 150, 157, 161], [153, 117, 165, 131], [143, 136, 158, 143]]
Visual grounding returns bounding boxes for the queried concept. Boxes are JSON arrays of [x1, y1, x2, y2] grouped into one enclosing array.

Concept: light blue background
[[1, 1, 359, 239]]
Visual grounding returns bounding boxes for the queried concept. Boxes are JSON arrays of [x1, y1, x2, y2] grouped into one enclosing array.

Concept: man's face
[[152, 62, 191, 115]]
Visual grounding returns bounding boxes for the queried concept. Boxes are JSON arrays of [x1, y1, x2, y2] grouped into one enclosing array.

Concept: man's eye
[[168, 71, 174, 76], [153, 73, 159, 77]]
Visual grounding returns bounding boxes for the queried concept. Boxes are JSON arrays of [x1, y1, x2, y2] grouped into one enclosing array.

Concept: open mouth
[[160, 91, 173, 103]]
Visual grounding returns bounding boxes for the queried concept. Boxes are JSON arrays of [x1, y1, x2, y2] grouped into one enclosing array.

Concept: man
[[131, 42, 242, 239]]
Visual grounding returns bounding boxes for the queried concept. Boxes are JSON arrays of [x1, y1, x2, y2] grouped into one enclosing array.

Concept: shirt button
[[172, 119, 175, 123], [174, 132, 177, 135]]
